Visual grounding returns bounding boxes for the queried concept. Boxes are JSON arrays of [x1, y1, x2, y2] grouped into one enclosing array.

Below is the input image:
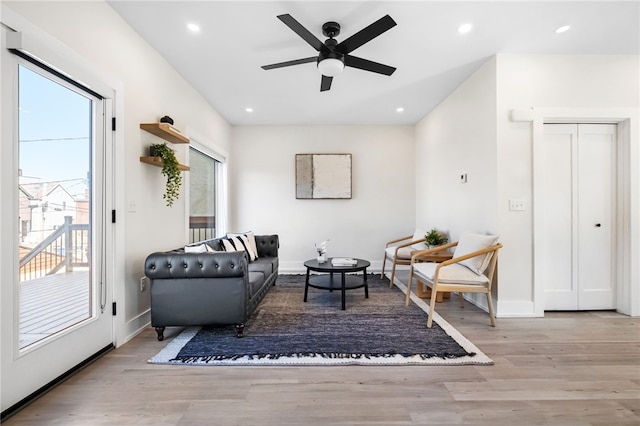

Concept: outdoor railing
[[189, 215, 215, 243], [19, 216, 89, 281]]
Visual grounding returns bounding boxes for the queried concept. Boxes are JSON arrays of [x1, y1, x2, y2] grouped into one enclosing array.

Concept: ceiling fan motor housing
[[318, 49, 344, 64], [322, 21, 340, 38]]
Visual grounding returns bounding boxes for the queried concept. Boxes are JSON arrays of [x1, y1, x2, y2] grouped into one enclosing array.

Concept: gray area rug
[[149, 274, 493, 366]]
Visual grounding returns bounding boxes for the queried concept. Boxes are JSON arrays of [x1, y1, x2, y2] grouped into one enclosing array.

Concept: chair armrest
[[436, 243, 503, 269], [385, 234, 414, 247], [393, 237, 427, 253]]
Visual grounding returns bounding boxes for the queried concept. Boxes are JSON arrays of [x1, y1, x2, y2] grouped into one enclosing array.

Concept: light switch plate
[[509, 199, 525, 211], [459, 173, 467, 183]]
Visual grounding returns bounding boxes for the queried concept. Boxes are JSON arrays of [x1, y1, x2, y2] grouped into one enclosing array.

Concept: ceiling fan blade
[[320, 75, 333, 92], [261, 56, 318, 70], [336, 15, 396, 54], [344, 55, 396, 76], [277, 14, 325, 52]]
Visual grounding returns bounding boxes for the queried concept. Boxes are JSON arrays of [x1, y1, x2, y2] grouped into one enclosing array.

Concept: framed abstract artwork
[[295, 153, 352, 199]]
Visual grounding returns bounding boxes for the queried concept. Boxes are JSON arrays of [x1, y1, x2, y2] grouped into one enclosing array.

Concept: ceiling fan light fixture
[[317, 58, 345, 77]]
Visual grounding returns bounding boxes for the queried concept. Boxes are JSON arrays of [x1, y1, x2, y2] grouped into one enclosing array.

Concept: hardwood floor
[[4, 276, 640, 425]]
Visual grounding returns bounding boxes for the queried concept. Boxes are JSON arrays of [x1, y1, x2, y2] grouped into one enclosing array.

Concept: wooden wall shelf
[[140, 123, 189, 144], [139, 156, 190, 171]]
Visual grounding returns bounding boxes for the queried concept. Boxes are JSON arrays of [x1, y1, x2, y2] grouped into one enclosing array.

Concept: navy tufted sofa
[[144, 234, 279, 340]]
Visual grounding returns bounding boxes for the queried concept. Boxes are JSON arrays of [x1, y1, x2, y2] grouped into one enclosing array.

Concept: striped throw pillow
[[221, 235, 257, 261]]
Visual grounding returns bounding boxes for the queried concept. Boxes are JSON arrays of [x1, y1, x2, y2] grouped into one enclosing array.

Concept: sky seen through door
[[19, 66, 90, 191]]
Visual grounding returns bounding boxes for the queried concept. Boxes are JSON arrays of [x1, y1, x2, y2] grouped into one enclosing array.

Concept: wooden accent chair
[[407, 233, 502, 328], [381, 229, 426, 288]]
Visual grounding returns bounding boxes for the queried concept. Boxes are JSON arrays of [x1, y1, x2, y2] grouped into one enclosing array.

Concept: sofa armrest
[[255, 234, 279, 258], [145, 251, 248, 279]]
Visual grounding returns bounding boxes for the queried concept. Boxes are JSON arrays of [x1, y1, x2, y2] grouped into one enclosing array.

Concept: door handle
[[595, 223, 601, 227]]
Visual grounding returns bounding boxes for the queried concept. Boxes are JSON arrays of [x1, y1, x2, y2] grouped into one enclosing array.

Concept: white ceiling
[[107, 1, 639, 126]]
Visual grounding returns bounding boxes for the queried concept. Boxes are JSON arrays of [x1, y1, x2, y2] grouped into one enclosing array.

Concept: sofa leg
[[235, 324, 245, 338], [155, 327, 165, 341]]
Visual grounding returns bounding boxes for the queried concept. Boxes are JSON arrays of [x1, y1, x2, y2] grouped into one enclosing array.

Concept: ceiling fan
[[261, 14, 397, 92]]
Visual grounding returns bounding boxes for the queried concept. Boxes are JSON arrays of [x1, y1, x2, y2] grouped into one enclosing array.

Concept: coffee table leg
[[341, 272, 346, 310], [304, 268, 310, 302], [364, 268, 369, 298]]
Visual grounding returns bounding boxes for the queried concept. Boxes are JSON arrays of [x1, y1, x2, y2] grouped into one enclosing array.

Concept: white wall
[[414, 57, 498, 311], [4, 1, 232, 342], [230, 126, 415, 272], [415, 54, 639, 317], [415, 57, 498, 242]]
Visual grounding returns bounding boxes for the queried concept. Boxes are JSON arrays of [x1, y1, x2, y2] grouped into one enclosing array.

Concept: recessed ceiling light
[[458, 23, 473, 34], [187, 23, 200, 33], [245, 107, 253, 113], [396, 107, 404, 113], [555, 25, 571, 34]]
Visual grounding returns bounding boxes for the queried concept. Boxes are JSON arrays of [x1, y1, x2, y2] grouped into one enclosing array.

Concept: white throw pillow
[[184, 244, 210, 253], [410, 228, 427, 250], [453, 233, 499, 275], [222, 235, 257, 261]]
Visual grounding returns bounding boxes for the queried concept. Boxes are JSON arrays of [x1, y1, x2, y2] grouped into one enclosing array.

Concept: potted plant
[[149, 143, 182, 207], [425, 229, 447, 248]]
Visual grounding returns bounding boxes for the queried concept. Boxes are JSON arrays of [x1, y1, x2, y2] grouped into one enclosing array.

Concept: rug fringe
[[170, 351, 477, 364]]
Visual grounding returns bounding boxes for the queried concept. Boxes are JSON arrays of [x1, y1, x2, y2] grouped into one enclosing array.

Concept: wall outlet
[[140, 276, 149, 292]]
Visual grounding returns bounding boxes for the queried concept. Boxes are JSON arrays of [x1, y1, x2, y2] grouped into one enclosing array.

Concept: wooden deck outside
[[19, 269, 90, 348]]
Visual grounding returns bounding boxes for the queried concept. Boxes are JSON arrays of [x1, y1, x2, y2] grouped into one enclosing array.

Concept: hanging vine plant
[[149, 143, 182, 207]]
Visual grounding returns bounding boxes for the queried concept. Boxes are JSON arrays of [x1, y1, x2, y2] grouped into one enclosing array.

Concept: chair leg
[[459, 292, 465, 308], [427, 288, 438, 328], [381, 254, 387, 279], [390, 261, 397, 289], [405, 268, 414, 306], [486, 292, 496, 327]]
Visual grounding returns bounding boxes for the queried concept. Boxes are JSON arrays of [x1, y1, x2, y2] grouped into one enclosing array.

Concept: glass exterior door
[[1, 25, 114, 416], [17, 64, 96, 348]]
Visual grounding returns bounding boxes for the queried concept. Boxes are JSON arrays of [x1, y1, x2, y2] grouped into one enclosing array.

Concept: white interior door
[[576, 125, 616, 309], [541, 123, 616, 310]]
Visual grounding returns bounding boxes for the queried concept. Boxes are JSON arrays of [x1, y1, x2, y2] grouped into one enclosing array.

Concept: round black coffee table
[[303, 258, 370, 310]]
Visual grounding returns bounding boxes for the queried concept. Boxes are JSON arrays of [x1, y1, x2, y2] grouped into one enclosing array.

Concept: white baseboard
[[496, 300, 537, 317], [120, 309, 151, 347]]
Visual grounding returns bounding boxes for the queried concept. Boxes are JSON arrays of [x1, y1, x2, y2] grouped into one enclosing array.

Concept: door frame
[[532, 107, 638, 317]]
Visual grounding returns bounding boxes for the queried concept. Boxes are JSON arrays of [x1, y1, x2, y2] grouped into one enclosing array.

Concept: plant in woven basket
[[149, 143, 182, 207], [425, 229, 447, 247]]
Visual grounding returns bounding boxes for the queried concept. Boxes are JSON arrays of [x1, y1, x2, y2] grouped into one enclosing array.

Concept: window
[[189, 147, 221, 242]]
